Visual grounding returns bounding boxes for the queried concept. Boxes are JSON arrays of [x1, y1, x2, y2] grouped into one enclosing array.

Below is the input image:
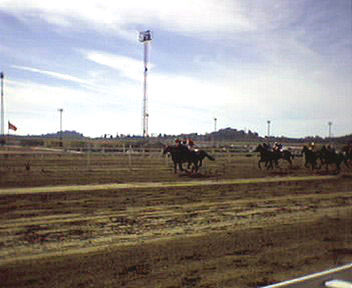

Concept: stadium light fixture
[[138, 30, 152, 138]]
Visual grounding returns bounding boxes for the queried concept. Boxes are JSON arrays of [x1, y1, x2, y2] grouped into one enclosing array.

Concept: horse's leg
[[343, 157, 349, 168], [193, 161, 199, 173], [268, 160, 274, 169], [199, 159, 203, 167], [287, 157, 292, 167], [264, 160, 269, 167], [275, 159, 279, 168], [173, 161, 177, 173], [179, 162, 184, 172], [312, 160, 317, 170], [266, 160, 273, 170], [258, 160, 262, 169]]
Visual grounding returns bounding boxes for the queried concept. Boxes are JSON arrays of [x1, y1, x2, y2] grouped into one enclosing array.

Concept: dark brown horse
[[254, 144, 294, 169], [319, 145, 344, 172], [163, 145, 199, 173], [254, 144, 278, 169], [163, 145, 215, 173], [301, 146, 320, 170]]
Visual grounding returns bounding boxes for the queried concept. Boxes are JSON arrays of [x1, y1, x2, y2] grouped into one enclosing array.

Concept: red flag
[[8, 121, 17, 131]]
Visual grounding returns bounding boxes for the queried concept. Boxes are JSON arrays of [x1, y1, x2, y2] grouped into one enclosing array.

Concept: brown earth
[[0, 148, 352, 287]]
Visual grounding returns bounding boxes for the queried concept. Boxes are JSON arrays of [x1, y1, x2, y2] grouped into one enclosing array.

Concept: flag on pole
[[8, 121, 17, 131]]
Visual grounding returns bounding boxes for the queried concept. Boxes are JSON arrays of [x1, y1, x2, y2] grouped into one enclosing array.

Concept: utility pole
[[1, 72, 4, 137], [328, 121, 332, 138], [138, 30, 152, 138], [58, 108, 63, 146], [267, 120, 271, 138]]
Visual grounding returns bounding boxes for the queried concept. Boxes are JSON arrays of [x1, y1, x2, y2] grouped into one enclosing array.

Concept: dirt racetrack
[[0, 147, 352, 287]]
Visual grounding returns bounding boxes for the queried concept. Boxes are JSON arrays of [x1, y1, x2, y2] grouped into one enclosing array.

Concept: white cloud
[[4, 78, 142, 136], [1, 1, 351, 137], [12, 65, 91, 86], [0, 0, 254, 37], [84, 51, 143, 81]]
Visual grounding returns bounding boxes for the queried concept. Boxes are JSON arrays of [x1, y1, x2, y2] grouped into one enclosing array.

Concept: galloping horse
[[163, 145, 215, 173], [301, 146, 320, 170], [254, 144, 278, 169], [254, 144, 294, 169], [319, 145, 344, 172]]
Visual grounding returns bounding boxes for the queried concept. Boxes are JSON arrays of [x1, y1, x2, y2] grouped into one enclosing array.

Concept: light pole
[[328, 121, 332, 138], [214, 117, 217, 132], [1, 72, 4, 137], [267, 120, 271, 138], [58, 108, 63, 146], [138, 30, 152, 138]]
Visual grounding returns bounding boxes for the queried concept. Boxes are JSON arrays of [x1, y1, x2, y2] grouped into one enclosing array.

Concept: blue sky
[[0, 0, 351, 138]]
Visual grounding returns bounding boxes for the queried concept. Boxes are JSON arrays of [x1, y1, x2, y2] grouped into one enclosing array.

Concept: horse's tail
[[205, 152, 215, 161]]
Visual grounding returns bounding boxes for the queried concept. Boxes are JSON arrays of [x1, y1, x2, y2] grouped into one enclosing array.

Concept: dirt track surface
[[1, 174, 352, 287]]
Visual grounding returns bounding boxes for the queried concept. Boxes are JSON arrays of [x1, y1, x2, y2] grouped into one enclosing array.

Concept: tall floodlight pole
[[1, 72, 4, 137], [328, 121, 332, 138], [139, 30, 152, 138], [267, 120, 271, 138], [214, 117, 217, 132], [58, 108, 63, 145]]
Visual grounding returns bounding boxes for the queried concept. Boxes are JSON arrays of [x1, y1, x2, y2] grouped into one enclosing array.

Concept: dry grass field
[[0, 145, 352, 287]]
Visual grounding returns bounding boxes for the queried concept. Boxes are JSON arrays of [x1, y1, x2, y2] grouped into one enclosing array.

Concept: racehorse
[[319, 145, 344, 172], [275, 149, 294, 167], [254, 144, 294, 169], [163, 145, 215, 173], [301, 146, 320, 170], [163, 145, 199, 173], [254, 144, 278, 169]]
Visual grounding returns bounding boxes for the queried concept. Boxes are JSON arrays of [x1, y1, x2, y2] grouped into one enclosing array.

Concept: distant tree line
[[9, 128, 352, 144]]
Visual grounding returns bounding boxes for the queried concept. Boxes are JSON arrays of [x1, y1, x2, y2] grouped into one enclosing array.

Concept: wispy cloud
[[0, 0, 253, 37], [12, 65, 91, 86], [1, 1, 351, 137], [4, 78, 142, 136], [84, 51, 144, 82]]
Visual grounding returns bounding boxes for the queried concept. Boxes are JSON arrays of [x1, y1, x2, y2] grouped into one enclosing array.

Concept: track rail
[[262, 263, 352, 288]]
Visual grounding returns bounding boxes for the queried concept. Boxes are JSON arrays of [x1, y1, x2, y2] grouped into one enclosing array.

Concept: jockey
[[273, 142, 282, 152], [187, 138, 195, 151], [308, 142, 315, 151], [175, 138, 188, 152]]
